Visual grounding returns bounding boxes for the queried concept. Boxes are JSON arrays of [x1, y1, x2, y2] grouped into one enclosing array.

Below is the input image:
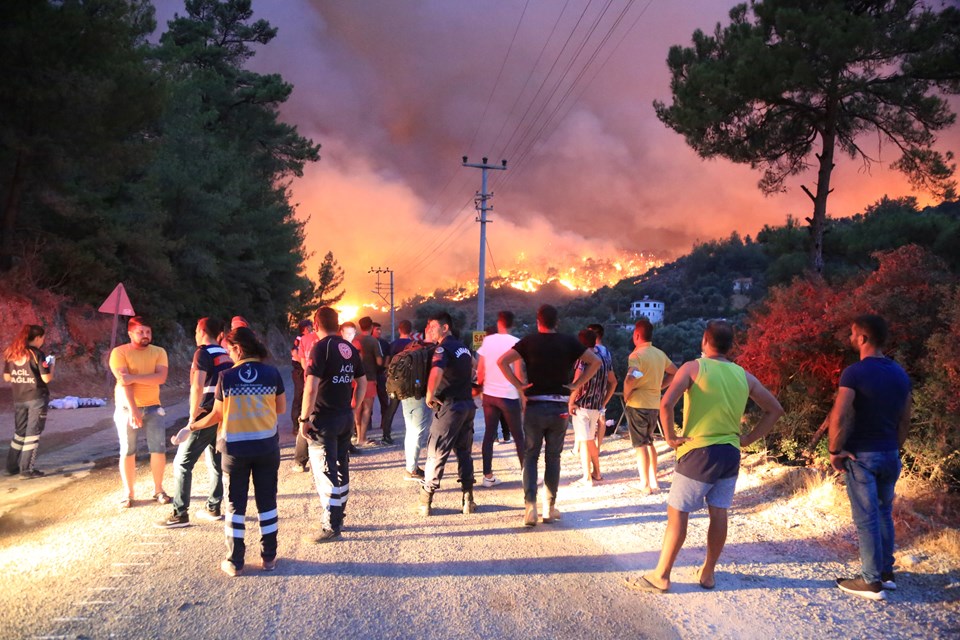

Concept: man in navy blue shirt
[[418, 312, 477, 517], [300, 307, 367, 543], [829, 314, 912, 601]]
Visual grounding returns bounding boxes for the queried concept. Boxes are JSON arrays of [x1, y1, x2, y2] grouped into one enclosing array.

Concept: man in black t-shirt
[[418, 312, 477, 516], [159, 317, 234, 528], [499, 304, 600, 527], [299, 307, 367, 542]]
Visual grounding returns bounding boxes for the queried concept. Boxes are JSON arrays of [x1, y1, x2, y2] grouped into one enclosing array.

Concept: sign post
[[99, 283, 135, 394]]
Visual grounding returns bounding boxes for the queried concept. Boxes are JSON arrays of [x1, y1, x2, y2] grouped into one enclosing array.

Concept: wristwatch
[[298, 417, 311, 424]]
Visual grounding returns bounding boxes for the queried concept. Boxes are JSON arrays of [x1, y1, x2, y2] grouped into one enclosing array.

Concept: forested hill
[[572, 197, 960, 328], [0, 1, 319, 332]]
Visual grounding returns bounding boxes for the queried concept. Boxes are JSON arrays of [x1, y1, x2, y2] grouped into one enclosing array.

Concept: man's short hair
[[297, 318, 313, 333], [634, 318, 654, 342], [853, 314, 889, 347], [128, 316, 150, 331], [315, 307, 339, 333], [358, 316, 373, 332], [198, 317, 224, 340], [497, 310, 515, 329], [429, 311, 454, 331], [578, 329, 598, 349], [537, 305, 558, 330], [703, 320, 735, 355], [398, 319, 412, 335], [587, 323, 604, 339], [231, 315, 249, 329], [340, 321, 357, 332]]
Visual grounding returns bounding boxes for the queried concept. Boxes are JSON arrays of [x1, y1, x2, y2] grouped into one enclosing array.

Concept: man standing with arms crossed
[[637, 320, 783, 592], [499, 304, 601, 527], [110, 316, 170, 508], [829, 314, 911, 600], [299, 307, 367, 543], [158, 317, 233, 527], [418, 312, 477, 517], [623, 318, 677, 494]]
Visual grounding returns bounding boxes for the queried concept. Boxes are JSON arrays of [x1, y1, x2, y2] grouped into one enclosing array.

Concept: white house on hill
[[630, 297, 664, 325]]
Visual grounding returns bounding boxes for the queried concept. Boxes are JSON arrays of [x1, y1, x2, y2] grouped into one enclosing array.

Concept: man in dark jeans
[[829, 314, 912, 601], [476, 311, 524, 487], [418, 312, 477, 517], [373, 322, 395, 444], [299, 306, 367, 543], [159, 317, 234, 528], [498, 304, 600, 527], [290, 319, 312, 435]]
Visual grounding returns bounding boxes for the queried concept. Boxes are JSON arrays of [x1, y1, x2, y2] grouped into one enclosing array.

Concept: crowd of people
[[2, 307, 912, 599]]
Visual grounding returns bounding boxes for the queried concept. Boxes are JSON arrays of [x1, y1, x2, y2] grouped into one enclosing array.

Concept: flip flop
[[624, 575, 668, 593], [119, 496, 133, 509], [695, 567, 716, 590]]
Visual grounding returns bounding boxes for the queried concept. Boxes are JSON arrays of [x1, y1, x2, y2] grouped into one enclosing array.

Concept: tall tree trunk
[[0, 150, 24, 272], [806, 102, 838, 275]]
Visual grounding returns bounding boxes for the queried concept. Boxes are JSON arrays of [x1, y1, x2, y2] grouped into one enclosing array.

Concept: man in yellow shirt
[[109, 316, 169, 508], [623, 319, 678, 494], [635, 320, 783, 592]]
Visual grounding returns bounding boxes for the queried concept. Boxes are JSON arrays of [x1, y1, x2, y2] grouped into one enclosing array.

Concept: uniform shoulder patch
[[435, 347, 444, 354], [338, 343, 352, 359]]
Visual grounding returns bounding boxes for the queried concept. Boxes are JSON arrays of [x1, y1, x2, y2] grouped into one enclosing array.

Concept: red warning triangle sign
[[98, 283, 135, 316]]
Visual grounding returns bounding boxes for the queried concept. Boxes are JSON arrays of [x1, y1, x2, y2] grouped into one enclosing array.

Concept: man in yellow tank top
[[632, 320, 783, 592]]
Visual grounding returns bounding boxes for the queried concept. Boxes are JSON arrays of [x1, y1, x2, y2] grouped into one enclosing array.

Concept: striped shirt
[[215, 358, 284, 456], [573, 346, 611, 411], [192, 344, 233, 412]]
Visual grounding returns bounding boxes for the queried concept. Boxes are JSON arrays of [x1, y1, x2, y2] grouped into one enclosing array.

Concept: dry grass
[[738, 454, 960, 570]]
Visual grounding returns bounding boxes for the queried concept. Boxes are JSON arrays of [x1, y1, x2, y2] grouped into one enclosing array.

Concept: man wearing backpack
[[387, 321, 432, 481]]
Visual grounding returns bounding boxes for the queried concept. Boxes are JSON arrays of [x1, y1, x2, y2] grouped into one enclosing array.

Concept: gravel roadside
[[0, 389, 957, 638]]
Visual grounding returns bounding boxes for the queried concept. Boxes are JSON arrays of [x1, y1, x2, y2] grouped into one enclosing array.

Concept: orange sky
[[155, 1, 960, 310]]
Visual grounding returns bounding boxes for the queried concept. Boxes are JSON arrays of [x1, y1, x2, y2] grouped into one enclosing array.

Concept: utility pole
[[369, 267, 395, 339], [462, 156, 507, 331]]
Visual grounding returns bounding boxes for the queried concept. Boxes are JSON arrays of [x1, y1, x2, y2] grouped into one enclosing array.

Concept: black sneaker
[[836, 577, 886, 601], [881, 572, 897, 590], [19, 469, 45, 479], [348, 444, 361, 455], [381, 436, 394, 445], [156, 512, 190, 529]]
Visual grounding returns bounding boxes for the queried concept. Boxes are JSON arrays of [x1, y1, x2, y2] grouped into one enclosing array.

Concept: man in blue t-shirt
[[299, 306, 366, 543], [829, 314, 912, 601], [418, 312, 477, 517], [159, 317, 233, 528]]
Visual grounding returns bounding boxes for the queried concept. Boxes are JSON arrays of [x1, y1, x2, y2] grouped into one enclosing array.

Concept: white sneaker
[[481, 475, 501, 488]]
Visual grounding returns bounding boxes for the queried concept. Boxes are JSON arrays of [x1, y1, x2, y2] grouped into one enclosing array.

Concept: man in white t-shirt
[[476, 311, 524, 487]]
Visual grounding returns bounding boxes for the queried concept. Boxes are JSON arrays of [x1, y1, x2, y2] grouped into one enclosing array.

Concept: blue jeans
[[522, 402, 567, 504], [171, 423, 222, 517], [402, 397, 431, 473], [481, 394, 523, 475], [845, 450, 901, 583]]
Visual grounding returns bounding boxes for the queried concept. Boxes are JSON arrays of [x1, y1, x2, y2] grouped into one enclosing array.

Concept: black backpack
[[386, 342, 434, 400]]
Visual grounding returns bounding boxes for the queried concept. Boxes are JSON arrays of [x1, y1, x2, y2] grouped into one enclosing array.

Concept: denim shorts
[[115, 405, 167, 455], [571, 408, 601, 441], [667, 470, 738, 512]]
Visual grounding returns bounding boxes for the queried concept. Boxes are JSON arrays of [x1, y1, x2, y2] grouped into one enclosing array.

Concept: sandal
[[154, 491, 172, 505], [119, 496, 133, 509]]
